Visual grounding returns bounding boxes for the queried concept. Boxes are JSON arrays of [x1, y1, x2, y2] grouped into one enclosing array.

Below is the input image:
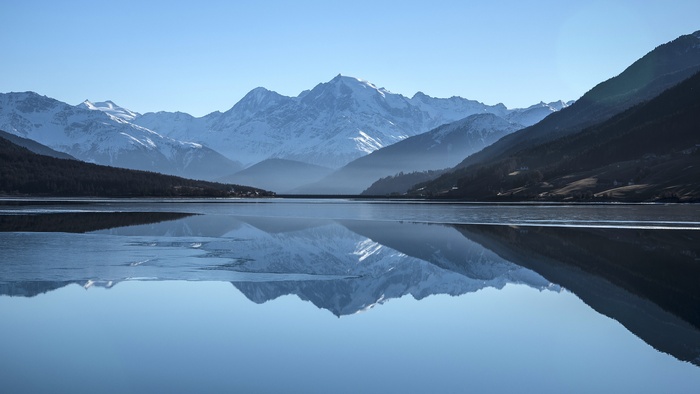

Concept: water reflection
[[1, 208, 699, 369], [0, 213, 555, 312], [455, 224, 700, 366], [0, 211, 193, 232]]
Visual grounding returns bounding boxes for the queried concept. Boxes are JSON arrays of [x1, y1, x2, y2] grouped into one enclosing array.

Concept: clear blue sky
[[1, 0, 699, 117]]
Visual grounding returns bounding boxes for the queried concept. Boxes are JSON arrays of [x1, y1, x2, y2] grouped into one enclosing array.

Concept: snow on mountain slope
[[79, 100, 141, 122], [295, 113, 524, 194], [409, 91, 510, 124], [132, 110, 205, 142], [133, 75, 566, 168], [0, 92, 242, 180]]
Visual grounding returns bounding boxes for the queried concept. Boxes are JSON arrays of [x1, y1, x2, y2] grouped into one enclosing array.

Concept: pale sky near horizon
[[1, 0, 699, 117]]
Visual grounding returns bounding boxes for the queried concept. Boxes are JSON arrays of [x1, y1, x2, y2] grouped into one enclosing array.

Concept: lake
[[1, 198, 699, 393]]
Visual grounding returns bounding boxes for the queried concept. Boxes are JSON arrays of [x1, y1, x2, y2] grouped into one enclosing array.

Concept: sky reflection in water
[[0, 200, 699, 393]]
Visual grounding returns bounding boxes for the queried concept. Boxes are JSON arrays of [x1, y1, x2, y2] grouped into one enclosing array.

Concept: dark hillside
[[412, 69, 700, 201], [456, 224, 700, 365], [0, 134, 272, 197], [454, 30, 700, 172]]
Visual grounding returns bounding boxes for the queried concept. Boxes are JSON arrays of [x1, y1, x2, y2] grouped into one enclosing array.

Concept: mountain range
[[134, 75, 566, 169], [0, 75, 566, 192], [0, 93, 244, 181], [1, 30, 699, 200]]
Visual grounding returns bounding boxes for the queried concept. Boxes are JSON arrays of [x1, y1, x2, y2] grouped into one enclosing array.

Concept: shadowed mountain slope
[[411, 30, 700, 202], [454, 30, 700, 172], [412, 68, 700, 201], [0, 133, 271, 197]]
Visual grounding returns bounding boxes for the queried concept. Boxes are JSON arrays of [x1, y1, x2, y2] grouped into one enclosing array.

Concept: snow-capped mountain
[[0, 76, 567, 185], [133, 74, 567, 168], [0, 92, 242, 180]]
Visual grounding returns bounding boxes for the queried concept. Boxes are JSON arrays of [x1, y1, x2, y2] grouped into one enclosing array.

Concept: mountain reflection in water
[[0, 208, 699, 367]]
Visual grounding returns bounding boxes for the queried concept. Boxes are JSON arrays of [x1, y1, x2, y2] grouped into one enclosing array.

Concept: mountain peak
[[225, 86, 288, 115], [411, 91, 429, 100], [301, 75, 393, 108], [78, 99, 140, 121], [328, 74, 382, 90], [240, 86, 276, 102]]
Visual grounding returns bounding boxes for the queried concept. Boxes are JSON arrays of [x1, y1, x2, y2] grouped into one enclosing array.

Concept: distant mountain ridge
[[132, 74, 567, 169], [0, 76, 565, 187]]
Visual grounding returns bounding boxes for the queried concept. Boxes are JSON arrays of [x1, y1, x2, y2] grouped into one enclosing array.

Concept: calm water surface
[[1, 198, 699, 393]]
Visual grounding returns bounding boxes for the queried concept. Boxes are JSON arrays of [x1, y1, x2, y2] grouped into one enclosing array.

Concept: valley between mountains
[[1, 30, 700, 201]]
